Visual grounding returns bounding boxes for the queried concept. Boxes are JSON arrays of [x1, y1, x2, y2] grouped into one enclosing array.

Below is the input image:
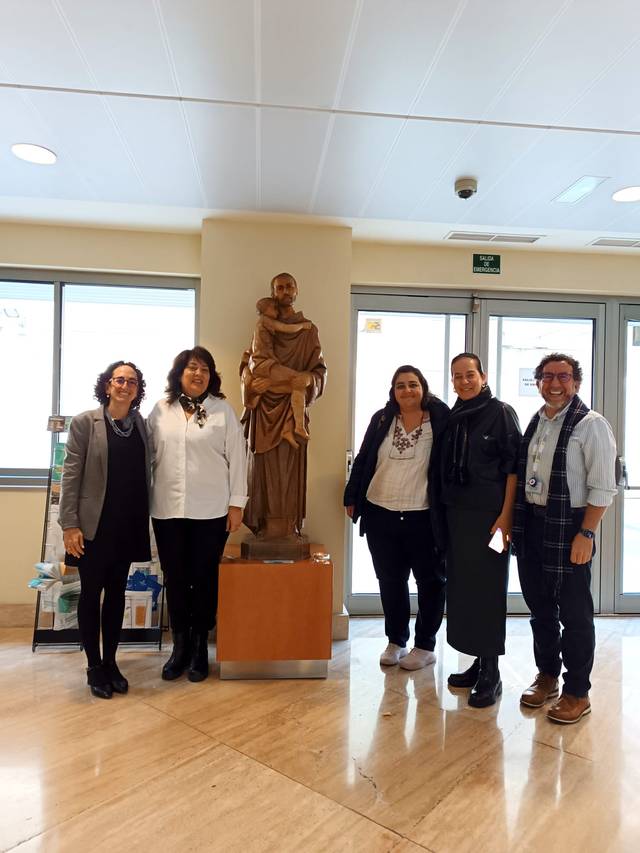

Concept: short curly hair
[[94, 361, 146, 410], [165, 346, 225, 403], [534, 352, 583, 383]]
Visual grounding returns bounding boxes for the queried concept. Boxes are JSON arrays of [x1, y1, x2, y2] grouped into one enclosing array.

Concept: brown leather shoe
[[546, 692, 591, 724], [520, 672, 559, 708]]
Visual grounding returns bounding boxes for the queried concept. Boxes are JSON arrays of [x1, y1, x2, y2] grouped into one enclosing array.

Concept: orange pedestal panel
[[217, 555, 332, 678]]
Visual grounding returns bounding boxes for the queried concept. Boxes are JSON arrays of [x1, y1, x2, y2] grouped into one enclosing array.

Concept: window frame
[[0, 268, 199, 488]]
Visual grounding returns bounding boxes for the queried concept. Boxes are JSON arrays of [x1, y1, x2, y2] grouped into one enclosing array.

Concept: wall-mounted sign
[[519, 368, 538, 397], [473, 253, 501, 274]]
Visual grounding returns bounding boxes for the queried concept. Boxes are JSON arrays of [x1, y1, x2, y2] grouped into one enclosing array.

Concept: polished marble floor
[[1, 617, 639, 852]]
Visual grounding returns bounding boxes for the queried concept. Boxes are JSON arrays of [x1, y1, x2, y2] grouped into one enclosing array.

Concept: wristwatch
[[579, 528, 595, 540]]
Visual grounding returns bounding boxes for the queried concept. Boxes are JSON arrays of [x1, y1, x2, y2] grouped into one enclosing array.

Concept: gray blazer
[[58, 406, 151, 540]]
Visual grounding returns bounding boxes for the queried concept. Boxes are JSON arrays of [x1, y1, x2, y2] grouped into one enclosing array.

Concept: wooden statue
[[240, 273, 326, 555]]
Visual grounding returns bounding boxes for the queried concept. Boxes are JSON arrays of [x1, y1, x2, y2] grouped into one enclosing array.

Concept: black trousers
[[77, 552, 131, 668], [517, 508, 595, 697], [152, 516, 229, 633], [363, 502, 445, 651]]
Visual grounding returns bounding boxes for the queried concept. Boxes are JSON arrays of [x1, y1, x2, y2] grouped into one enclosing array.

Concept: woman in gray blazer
[[59, 361, 151, 699]]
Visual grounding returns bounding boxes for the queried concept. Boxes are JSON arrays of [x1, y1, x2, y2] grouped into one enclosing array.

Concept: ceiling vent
[[590, 238, 640, 247], [446, 231, 543, 244]]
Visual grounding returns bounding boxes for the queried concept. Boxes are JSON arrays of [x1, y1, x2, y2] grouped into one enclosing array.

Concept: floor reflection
[[2, 617, 639, 851]]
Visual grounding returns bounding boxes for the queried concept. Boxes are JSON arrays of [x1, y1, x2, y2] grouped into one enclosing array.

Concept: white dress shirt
[[147, 396, 248, 520]]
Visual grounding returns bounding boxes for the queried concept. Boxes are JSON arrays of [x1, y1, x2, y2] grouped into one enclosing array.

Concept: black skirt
[[445, 506, 509, 657]]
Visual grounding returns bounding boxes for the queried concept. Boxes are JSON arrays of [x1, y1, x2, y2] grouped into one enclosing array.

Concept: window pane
[[0, 282, 54, 469], [351, 310, 466, 595], [622, 320, 640, 593], [60, 285, 195, 417]]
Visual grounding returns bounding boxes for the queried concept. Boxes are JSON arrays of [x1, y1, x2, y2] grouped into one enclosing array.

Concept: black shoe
[[188, 631, 209, 682], [468, 656, 502, 708], [104, 660, 129, 694], [448, 657, 480, 688], [162, 630, 191, 681], [86, 664, 113, 700]]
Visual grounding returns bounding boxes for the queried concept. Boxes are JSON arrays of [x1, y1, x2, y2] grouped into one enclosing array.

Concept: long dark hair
[[94, 361, 145, 410], [387, 364, 431, 413], [165, 346, 225, 403]]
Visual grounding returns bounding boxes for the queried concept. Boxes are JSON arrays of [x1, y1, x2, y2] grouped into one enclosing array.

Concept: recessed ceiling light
[[552, 175, 608, 204], [11, 143, 57, 165], [612, 186, 640, 203]]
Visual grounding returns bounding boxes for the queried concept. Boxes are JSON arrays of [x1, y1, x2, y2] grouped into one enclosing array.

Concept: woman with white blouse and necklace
[[148, 346, 248, 683], [344, 365, 450, 670]]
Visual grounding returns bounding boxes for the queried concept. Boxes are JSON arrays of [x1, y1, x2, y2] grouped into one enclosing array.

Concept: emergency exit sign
[[473, 253, 501, 274]]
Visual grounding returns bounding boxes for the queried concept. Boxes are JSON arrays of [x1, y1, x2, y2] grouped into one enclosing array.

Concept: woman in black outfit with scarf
[[441, 353, 521, 706]]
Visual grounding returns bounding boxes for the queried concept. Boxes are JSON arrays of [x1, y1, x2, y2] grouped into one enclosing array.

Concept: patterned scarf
[[512, 394, 590, 576], [179, 392, 208, 428], [444, 385, 493, 485]]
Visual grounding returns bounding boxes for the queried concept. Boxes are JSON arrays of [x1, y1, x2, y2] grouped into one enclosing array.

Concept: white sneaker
[[399, 648, 436, 670], [379, 643, 408, 666]]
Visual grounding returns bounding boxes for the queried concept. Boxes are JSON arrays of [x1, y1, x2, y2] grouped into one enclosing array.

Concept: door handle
[[616, 455, 628, 489]]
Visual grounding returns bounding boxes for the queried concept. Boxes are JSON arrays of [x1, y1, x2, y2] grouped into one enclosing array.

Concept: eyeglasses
[[110, 377, 138, 388], [540, 372, 574, 383]]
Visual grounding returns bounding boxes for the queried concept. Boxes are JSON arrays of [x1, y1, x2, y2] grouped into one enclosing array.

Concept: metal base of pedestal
[[219, 659, 328, 680]]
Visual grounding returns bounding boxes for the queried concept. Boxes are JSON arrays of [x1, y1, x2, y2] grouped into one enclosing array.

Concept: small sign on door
[[519, 368, 538, 396]]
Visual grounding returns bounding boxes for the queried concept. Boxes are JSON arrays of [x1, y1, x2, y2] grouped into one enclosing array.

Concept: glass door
[[346, 293, 470, 615], [616, 308, 640, 612], [482, 298, 605, 613]]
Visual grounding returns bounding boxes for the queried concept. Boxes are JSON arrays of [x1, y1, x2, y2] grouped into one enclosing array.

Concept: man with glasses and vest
[[512, 353, 616, 724]]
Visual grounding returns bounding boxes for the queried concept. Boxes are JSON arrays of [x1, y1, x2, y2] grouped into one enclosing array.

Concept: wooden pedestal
[[217, 551, 332, 680]]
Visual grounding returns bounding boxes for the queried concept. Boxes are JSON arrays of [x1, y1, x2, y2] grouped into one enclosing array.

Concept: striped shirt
[[525, 402, 617, 508]]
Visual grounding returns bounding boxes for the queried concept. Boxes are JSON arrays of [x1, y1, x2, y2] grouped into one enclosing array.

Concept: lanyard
[[530, 420, 554, 478]]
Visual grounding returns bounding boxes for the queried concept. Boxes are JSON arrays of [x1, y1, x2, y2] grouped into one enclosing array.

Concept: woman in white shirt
[[148, 346, 248, 682], [343, 365, 450, 670]]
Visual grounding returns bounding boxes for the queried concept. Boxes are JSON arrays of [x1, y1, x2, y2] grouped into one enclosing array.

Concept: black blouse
[[441, 398, 521, 512]]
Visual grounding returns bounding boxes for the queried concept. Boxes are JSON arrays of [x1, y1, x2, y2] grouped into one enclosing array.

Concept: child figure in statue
[[246, 297, 312, 448]]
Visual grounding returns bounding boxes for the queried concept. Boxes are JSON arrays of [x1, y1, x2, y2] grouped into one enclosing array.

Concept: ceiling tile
[[260, 108, 332, 212], [412, 0, 562, 120], [159, 0, 255, 100], [58, 0, 177, 95], [261, 0, 358, 107], [484, 0, 640, 126], [339, 0, 455, 114], [312, 113, 404, 216], [0, 0, 92, 89], [184, 102, 256, 209], [24, 89, 147, 203], [104, 96, 205, 207], [361, 120, 475, 219]]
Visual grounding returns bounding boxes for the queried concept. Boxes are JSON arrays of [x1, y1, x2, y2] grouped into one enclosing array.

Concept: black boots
[[448, 657, 480, 688], [162, 631, 191, 681], [87, 664, 113, 700], [188, 631, 209, 682], [104, 660, 129, 694], [468, 656, 502, 707]]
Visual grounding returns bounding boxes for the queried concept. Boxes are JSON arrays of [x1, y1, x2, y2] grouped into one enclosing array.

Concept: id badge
[[525, 476, 543, 495]]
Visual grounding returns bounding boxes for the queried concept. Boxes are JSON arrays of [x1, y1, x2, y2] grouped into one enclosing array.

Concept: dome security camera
[[455, 177, 478, 200]]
